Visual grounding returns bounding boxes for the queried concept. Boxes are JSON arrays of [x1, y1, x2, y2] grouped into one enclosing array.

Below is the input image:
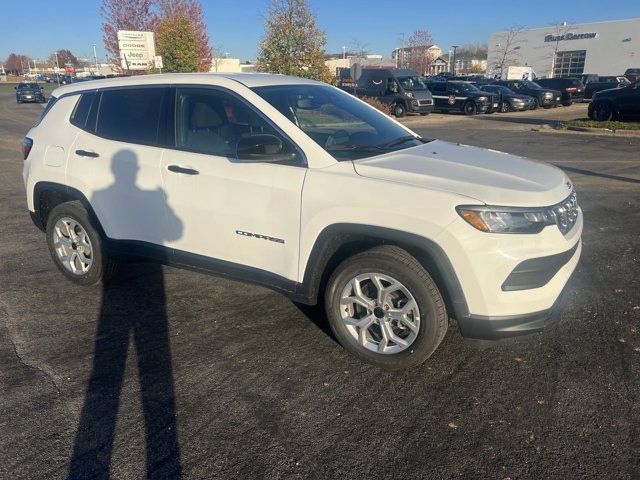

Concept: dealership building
[[487, 18, 640, 78]]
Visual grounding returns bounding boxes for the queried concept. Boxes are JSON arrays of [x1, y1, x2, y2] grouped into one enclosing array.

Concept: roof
[[51, 72, 323, 96]]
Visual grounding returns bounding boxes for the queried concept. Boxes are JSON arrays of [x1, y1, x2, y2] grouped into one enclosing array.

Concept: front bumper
[[409, 99, 434, 114], [436, 207, 583, 339], [17, 95, 45, 103]]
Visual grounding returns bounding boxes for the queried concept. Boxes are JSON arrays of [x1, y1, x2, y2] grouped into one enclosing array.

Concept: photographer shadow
[[67, 150, 183, 479]]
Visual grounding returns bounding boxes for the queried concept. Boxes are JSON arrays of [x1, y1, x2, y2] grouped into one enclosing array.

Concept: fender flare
[[297, 223, 470, 320]]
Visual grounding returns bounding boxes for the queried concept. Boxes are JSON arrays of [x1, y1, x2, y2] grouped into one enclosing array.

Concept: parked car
[[588, 81, 640, 121], [426, 80, 500, 114], [343, 68, 434, 117], [15, 82, 46, 103], [584, 76, 631, 100], [577, 74, 599, 85], [624, 68, 640, 83], [450, 75, 494, 86], [535, 78, 585, 106], [480, 85, 535, 112], [495, 80, 561, 109], [23, 74, 582, 369]]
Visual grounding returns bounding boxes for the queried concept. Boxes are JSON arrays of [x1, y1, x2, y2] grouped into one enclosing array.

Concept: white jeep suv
[[22, 74, 582, 369]]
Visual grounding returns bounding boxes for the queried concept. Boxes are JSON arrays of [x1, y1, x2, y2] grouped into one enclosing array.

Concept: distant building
[[487, 18, 640, 78], [325, 54, 395, 76], [428, 53, 487, 76], [209, 58, 242, 73], [392, 45, 442, 72]]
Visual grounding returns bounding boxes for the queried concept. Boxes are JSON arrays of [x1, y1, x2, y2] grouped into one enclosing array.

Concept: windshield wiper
[[325, 144, 384, 152], [377, 135, 428, 149]]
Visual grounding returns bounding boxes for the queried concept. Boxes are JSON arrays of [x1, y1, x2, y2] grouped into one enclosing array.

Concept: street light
[[54, 51, 60, 86], [92, 44, 99, 75], [451, 45, 459, 76], [342, 46, 346, 60]]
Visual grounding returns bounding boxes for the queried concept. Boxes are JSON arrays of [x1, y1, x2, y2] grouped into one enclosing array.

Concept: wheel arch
[[298, 223, 469, 320], [32, 181, 106, 237]]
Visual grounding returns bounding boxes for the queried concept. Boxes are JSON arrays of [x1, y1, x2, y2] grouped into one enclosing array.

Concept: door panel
[[160, 87, 306, 280]]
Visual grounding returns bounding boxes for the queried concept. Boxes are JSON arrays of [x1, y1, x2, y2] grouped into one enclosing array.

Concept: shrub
[[360, 96, 390, 115]]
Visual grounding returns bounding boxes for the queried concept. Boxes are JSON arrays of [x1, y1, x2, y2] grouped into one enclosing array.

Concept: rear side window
[[96, 87, 168, 145], [70, 92, 97, 130]]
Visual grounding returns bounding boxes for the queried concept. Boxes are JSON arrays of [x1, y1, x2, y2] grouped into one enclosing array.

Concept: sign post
[[117, 30, 156, 71], [350, 63, 362, 95], [154, 55, 163, 73]]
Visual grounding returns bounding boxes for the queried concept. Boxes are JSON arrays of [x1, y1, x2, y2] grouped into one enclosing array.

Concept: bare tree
[[545, 22, 577, 78], [210, 44, 226, 72], [491, 26, 525, 78], [404, 29, 436, 75], [349, 39, 370, 59]]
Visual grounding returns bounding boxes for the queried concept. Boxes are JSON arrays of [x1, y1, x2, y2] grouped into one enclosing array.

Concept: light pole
[[342, 46, 346, 59], [451, 45, 459, 76], [54, 51, 60, 86], [92, 44, 99, 75]]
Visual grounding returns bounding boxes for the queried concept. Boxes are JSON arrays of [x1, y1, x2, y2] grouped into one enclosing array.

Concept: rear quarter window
[[70, 92, 97, 130]]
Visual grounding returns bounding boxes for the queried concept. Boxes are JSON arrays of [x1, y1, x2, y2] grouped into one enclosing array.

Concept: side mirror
[[236, 134, 296, 163]]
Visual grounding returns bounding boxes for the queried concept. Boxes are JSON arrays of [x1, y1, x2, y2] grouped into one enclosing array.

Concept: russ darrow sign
[[117, 30, 156, 70], [544, 32, 598, 42]]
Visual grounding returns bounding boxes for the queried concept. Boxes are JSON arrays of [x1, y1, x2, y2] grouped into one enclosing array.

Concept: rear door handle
[[167, 165, 199, 175], [75, 149, 99, 158]]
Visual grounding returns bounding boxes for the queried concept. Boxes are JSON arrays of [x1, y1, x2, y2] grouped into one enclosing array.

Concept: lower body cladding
[[436, 211, 583, 341]]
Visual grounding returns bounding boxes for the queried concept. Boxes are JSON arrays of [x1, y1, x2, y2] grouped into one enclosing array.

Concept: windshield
[[19, 83, 39, 89], [454, 82, 480, 93], [252, 84, 428, 161], [523, 81, 542, 89], [397, 76, 427, 91]]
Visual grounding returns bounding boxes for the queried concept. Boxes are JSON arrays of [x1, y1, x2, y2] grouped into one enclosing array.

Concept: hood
[[411, 89, 433, 100], [353, 140, 571, 207]]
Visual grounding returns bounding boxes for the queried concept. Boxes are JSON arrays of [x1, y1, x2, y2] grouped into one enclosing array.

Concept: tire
[[392, 102, 406, 118], [463, 101, 477, 115], [500, 102, 511, 113], [45, 201, 119, 286], [324, 245, 448, 370], [531, 98, 539, 110], [592, 101, 613, 121], [562, 99, 573, 107], [419, 112, 429, 116]]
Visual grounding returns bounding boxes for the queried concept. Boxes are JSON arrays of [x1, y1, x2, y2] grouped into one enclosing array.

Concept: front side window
[[397, 76, 427, 91], [253, 84, 427, 161], [96, 87, 168, 145], [174, 87, 295, 159]]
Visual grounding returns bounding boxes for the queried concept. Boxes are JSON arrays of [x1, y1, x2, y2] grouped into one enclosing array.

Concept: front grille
[[418, 99, 433, 106], [550, 190, 579, 235]]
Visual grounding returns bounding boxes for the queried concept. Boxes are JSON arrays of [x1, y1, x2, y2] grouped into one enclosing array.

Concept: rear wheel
[[324, 246, 448, 370], [463, 101, 477, 115], [45, 201, 119, 286], [562, 99, 573, 107], [592, 101, 613, 121], [531, 98, 539, 110], [500, 102, 511, 113]]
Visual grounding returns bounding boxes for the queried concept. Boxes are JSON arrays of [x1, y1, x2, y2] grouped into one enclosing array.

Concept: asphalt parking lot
[[0, 92, 638, 479]]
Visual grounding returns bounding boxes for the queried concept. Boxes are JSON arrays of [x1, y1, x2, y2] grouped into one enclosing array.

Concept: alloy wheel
[[52, 217, 94, 275], [339, 272, 420, 354]]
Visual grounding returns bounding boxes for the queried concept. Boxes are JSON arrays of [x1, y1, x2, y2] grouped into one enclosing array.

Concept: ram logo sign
[[117, 30, 156, 70]]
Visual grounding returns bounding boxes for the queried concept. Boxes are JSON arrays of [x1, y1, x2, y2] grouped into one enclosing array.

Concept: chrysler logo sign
[[544, 32, 598, 42]]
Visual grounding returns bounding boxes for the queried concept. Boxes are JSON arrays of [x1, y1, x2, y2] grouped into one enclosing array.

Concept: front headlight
[[404, 92, 414, 98], [456, 206, 555, 234], [477, 96, 487, 102], [544, 92, 553, 98]]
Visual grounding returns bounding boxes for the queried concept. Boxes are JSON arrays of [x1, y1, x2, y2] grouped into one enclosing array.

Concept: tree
[[100, 0, 158, 67], [4, 53, 31, 75], [349, 39, 370, 58], [405, 29, 437, 76], [257, 0, 334, 83], [155, 13, 200, 72], [210, 44, 226, 72], [491, 26, 525, 78], [545, 22, 577, 78], [50, 49, 79, 67], [456, 43, 488, 61], [158, 0, 212, 70]]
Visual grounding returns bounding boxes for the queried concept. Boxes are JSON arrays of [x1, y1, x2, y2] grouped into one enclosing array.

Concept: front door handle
[[167, 165, 199, 175], [75, 149, 99, 158]]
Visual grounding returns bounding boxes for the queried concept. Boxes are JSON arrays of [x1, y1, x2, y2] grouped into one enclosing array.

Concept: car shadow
[[67, 150, 183, 479]]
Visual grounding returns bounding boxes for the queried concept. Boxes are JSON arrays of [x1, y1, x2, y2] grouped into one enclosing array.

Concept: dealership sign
[[117, 30, 156, 70], [544, 32, 598, 42]]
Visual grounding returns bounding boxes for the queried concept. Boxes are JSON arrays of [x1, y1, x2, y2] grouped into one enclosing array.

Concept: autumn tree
[[397, 29, 437, 76], [155, 12, 201, 72], [257, 0, 334, 83], [158, 0, 212, 70], [50, 49, 80, 67], [100, 0, 158, 67], [491, 26, 525, 78], [4, 53, 31, 75]]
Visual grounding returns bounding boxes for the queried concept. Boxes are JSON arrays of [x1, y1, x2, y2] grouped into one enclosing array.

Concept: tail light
[[22, 137, 33, 160], [566, 87, 577, 93]]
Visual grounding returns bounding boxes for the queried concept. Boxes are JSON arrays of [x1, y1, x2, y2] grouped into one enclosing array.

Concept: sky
[[2, 0, 640, 63]]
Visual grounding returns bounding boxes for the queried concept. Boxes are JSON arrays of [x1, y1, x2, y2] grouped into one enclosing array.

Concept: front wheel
[[392, 102, 406, 118], [324, 246, 448, 370], [500, 102, 511, 113], [463, 101, 477, 115], [46, 201, 119, 286], [531, 98, 539, 110]]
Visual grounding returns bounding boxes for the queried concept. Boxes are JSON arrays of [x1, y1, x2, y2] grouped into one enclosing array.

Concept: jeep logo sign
[[544, 32, 597, 42]]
